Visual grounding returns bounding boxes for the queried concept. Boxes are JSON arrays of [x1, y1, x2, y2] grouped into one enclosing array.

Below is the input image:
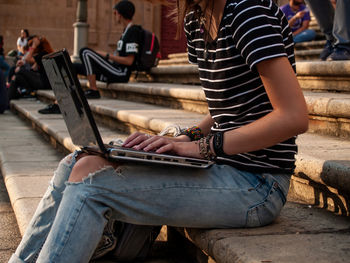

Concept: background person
[[304, 0, 350, 60], [16, 29, 29, 57], [74, 0, 142, 99], [280, 0, 316, 43]]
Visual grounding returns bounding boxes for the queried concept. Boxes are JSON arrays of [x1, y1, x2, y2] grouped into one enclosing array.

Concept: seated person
[[17, 29, 29, 57], [74, 0, 141, 99], [8, 35, 54, 101], [0, 35, 10, 80], [281, 0, 316, 43]]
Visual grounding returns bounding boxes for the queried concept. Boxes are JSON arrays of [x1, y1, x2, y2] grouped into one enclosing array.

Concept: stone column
[[72, 0, 89, 62]]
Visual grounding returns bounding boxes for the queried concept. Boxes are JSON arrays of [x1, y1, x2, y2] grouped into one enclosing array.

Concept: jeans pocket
[[246, 182, 285, 228]]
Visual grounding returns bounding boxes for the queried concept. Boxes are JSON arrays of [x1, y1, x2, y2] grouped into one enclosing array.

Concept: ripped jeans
[[9, 151, 291, 263]]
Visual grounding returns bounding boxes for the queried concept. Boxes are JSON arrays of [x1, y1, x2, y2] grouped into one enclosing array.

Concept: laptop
[[41, 49, 213, 168]]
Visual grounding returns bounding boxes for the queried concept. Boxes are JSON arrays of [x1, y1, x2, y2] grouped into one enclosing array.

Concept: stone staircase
[[1, 52, 350, 261], [2, 13, 350, 260]]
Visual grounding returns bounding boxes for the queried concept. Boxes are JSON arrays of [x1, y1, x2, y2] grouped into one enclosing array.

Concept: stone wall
[[0, 0, 161, 56]]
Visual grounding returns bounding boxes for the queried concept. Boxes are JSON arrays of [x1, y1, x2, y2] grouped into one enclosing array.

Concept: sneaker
[[38, 103, 61, 114], [327, 47, 350, 61], [319, 40, 334, 61], [85, 89, 101, 99]]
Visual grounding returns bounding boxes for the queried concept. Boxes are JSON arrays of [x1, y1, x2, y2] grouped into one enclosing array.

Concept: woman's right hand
[[122, 132, 201, 158]]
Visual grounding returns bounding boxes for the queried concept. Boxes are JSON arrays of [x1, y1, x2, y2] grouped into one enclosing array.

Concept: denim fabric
[[305, 0, 350, 46], [293, 29, 316, 43], [0, 56, 10, 78], [9, 151, 290, 263]]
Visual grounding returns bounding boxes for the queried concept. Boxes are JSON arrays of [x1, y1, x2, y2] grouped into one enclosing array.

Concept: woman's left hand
[[122, 132, 201, 158]]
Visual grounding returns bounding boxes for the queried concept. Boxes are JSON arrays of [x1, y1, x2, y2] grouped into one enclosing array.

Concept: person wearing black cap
[[76, 0, 142, 99]]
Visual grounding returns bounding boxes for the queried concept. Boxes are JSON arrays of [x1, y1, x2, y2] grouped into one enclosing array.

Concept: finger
[[123, 132, 144, 146], [124, 133, 152, 148], [134, 135, 159, 150], [155, 143, 174, 154], [143, 138, 170, 152]]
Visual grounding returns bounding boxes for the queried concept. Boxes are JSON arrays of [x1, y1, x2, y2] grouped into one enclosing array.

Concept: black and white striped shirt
[[184, 0, 297, 174]]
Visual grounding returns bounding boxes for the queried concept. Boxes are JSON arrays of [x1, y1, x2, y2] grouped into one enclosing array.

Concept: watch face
[[117, 40, 123, 51]]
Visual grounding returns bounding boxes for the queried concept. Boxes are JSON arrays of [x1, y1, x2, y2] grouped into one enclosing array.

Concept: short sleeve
[[123, 26, 141, 55], [232, 0, 287, 71], [184, 13, 198, 65], [301, 6, 311, 21]]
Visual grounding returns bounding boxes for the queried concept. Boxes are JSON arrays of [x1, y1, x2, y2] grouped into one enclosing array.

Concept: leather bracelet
[[213, 131, 225, 157], [105, 53, 110, 60]]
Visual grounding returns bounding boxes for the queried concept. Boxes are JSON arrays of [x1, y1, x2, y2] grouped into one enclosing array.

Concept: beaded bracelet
[[180, 126, 204, 141]]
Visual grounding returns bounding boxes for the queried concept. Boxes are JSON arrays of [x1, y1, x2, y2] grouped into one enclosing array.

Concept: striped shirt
[[184, 0, 297, 174]]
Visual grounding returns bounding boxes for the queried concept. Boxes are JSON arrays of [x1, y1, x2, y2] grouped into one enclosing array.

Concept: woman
[[9, 0, 308, 262], [8, 35, 54, 100], [16, 29, 29, 57]]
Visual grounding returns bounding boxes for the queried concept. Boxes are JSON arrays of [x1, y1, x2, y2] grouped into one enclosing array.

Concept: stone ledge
[[9, 99, 350, 215], [177, 202, 350, 263], [2, 106, 350, 263]]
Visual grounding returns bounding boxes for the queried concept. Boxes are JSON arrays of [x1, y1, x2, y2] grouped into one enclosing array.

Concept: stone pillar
[[72, 0, 89, 62]]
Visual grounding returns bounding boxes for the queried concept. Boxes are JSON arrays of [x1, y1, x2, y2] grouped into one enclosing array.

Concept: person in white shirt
[[16, 29, 29, 56]]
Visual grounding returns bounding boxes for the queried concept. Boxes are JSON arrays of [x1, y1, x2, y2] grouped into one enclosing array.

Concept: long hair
[[142, 0, 210, 39], [174, 0, 209, 39]]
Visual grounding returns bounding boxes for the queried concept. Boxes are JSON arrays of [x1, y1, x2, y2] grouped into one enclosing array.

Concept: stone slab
[[208, 232, 350, 263], [12, 198, 41, 235], [0, 144, 62, 163], [1, 161, 60, 179], [182, 202, 350, 263], [5, 175, 51, 201]]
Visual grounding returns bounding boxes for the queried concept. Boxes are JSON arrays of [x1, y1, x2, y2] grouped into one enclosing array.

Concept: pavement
[[0, 172, 21, 263]]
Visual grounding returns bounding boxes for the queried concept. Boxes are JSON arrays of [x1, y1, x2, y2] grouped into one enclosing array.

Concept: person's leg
[[327, 0, 350, 60], [293, 29, 316, 43], [332, 0, 350, 47], [79, 47, 130, 87], [305, 0, 336, 60], [0, 56, 10, 79], [8, 151, 81, 263], [35, 155, 290, 263], [304, 0, 335, 42], [0, 71, 8, 113]]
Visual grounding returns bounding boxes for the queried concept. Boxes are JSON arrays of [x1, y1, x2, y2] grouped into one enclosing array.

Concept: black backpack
[[136, 26, 160, 72]]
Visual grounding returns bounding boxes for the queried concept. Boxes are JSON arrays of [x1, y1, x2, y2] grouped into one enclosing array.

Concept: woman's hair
[[22, 29, 30, 38], [173, 0, 209, 38], [27, 35, 54, 54]]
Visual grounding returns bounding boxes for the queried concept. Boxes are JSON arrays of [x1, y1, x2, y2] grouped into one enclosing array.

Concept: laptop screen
[[42, 50, 105, 151]]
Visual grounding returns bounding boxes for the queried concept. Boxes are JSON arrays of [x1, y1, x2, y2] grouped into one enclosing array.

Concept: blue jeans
[[0, 55, 10, 79], [9, 151, 290, 263], [305, 0, 350, 47], [293, 29, 316, 43]]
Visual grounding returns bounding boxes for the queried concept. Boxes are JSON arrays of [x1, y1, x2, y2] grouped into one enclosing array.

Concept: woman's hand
[[122, 132, 201, 158]]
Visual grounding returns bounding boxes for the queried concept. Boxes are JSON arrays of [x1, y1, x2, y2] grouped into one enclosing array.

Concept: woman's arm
[[220, 56, 309, 155], [122, 57, 308, 159], [293, 20, 310, 36]]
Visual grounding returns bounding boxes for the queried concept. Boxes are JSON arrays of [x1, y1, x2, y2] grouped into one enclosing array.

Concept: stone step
[[143, 61, 350, 94], [58, 79, 350, 139], [10, 98, 350, 216], [0, 112, 197, 263], [5, 99, 350, 263], [294, 40, 326, 50], [295, 49, 322, 61]]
